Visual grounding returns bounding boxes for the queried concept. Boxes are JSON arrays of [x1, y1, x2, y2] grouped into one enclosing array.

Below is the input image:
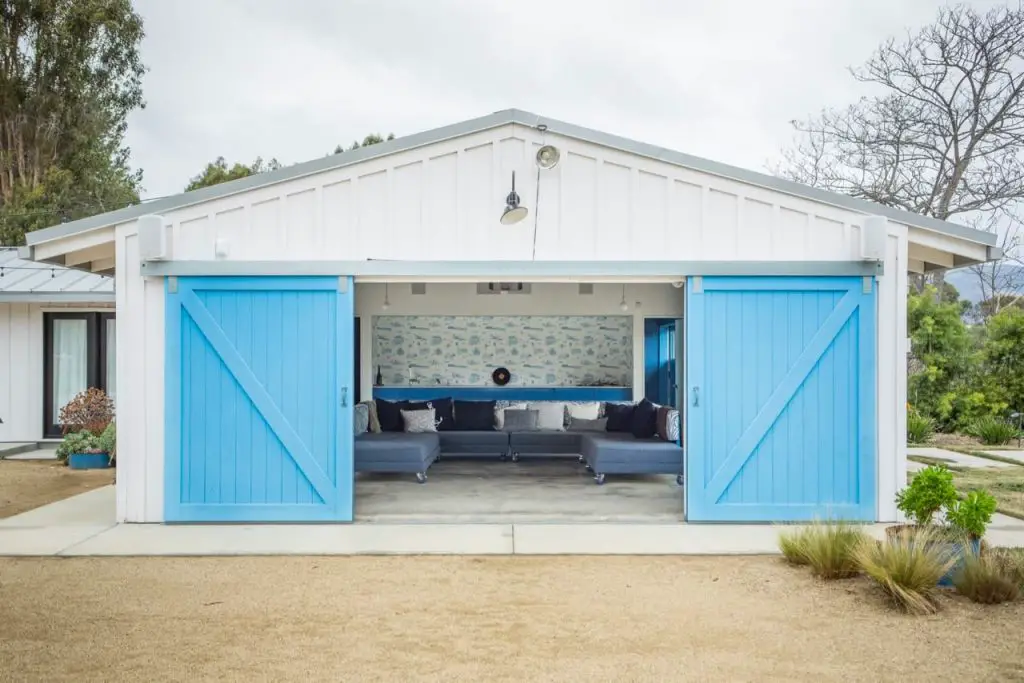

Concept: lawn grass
[[907, 456, 1024, 521]]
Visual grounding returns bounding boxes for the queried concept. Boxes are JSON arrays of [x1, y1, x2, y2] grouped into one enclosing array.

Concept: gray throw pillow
[[502, 409, 539, 431], [568, 417, 608, 432], [354, 403, 370, 434], [401, 408, 438, 433]]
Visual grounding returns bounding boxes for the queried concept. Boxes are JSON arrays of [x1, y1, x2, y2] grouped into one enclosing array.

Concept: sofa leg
[[594, 473, 606, 485], [511, 452, 520, 463], [577, 455, 585, 464], [415, 472, 428, 484], [676, 474, 685, 486]]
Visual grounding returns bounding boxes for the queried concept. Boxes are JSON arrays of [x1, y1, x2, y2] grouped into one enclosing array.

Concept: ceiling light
[[500, 171, 528, 225], [382, 282, 390, 311], [619, 284, 629, 312]]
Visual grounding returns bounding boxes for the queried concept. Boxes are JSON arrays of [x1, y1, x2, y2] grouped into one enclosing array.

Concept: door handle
[[340, 387, 348, 408], [692, 386, 700, 407]]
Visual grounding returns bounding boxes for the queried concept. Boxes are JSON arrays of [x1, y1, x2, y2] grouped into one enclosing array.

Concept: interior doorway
[[644, 317, 679, 406]]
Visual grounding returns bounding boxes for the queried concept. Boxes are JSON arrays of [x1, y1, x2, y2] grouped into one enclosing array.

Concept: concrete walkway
[[2, 485, 1024, 557], [981, 449, 1024, 465], [907, 446, 1019, 469]]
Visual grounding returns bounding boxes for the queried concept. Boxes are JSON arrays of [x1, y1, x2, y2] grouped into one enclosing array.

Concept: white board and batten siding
[[115, 123, 907, 523]]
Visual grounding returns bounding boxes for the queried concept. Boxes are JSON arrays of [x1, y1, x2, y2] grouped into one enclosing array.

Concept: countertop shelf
[[371, 385, 634, 401]]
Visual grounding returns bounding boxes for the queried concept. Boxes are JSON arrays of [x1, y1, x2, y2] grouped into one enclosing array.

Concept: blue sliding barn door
[[686, 276, 876, 522], [165, 276, 354, 522]]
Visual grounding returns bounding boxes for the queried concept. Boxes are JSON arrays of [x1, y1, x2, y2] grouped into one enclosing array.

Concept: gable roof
[[23, 108, 997, 249], [0, 248, 113, 302]]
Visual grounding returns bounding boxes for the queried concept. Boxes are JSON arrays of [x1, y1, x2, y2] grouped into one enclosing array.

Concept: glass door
[[43, 312, 115, 438]]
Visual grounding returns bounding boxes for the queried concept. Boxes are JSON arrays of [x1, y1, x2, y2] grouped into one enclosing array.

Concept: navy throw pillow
[[604, 402, 635, 433], [453, 400, 496, 431], [375, 399, 408, 432], [631, 398, 658, 439]]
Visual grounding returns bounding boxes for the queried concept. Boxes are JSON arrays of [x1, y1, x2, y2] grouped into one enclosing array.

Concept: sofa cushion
[[604, 402, 635, 433], [567, 401, 601, 421], [528, 402, 566, 431], [509, 431, 582, 454], [580, 432, 683, 474], [568, 416, 608, 432], [495, 402, 528, 429], [401, 408, 438, 433], [454, 400, 496, 431], [375, 399, 407, 432], [503, 409, 539, 431], [631, 398, 658, 439], [354, 432, 440, 463], [425, 397, 455, 431], [438, 431, 510, 455]]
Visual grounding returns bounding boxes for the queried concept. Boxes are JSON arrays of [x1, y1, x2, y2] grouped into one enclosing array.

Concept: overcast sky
[[127, 0, 1008, 199]]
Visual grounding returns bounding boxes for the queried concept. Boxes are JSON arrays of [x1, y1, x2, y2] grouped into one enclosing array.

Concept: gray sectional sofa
[[354, 402, 684, 485]]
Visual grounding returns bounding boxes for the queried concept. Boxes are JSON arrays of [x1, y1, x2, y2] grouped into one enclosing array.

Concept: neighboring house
[[19, 109, 998, 525], [0, 248, 115, 442]]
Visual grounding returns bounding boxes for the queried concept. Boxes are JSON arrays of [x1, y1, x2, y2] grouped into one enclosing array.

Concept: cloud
[[127, 0, 1008, 198]]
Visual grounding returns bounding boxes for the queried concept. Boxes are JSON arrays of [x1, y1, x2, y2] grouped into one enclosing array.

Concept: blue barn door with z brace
[[686, 276, 876, 522], [165, 276, 354, 522]]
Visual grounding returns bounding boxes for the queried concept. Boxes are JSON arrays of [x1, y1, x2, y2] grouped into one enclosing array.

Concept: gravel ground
[[0, 460, 113, 519], [0, 556, 1021, 682]]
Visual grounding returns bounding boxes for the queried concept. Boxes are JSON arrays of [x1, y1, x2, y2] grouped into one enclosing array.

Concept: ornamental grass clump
[[853, 527, 957, 615], [799, 521, 867, 580], [952, 551, 1020, 604], [967, 416, 1020, 446], [777, 526, 811, 566]]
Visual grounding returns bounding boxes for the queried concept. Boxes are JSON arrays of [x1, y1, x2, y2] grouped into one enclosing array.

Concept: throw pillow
[[354, 403, 370, 434], [568, 417, 608, 432], [502, 409, 539, 431], [375, 399, 407, 432], [567, 402, 601, 421], [631, 398, 658, 439], [453, 400, 496, 431], [655, 406, 671, 440], [495, 402, 528, 429], [359, 400, 381, 433], [604, 402, 635, 433], [401, 408, 438, 433], [528, 402, 567, 431], [426, 397, 455, 431], [665, 409, 681, 442]]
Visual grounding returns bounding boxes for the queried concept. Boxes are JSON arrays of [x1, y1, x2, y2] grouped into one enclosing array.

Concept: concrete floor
[[355, 458, 684, 523]]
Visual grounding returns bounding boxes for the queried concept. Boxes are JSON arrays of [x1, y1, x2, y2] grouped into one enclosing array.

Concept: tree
[[185, 156, 281, 191], [0, 0, 146, 245], [780, 5, 1024, 302], [332, 133, 394, 155], [979, 308, 1024, 414]]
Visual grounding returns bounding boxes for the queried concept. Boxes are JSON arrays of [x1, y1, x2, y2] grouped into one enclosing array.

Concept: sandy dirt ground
[[0, 460, 113, 519], [0, 556, 1021, 682]]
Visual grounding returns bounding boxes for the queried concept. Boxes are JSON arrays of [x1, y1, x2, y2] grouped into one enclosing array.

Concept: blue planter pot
[[68, 452, 110, 470], [938, 538, 982, 587]]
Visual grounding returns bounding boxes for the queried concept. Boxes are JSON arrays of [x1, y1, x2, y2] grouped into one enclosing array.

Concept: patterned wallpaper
[[373, 316, 633, 386]]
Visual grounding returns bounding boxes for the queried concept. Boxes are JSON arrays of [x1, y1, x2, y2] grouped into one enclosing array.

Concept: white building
[[19, 110, 997, 524], [0, 248, 115, 442]]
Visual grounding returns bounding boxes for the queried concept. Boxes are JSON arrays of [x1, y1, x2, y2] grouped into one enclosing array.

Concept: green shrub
[[799, 522, 867, 579], [896, 465, 958, 526], [946, 490, 998, 539], [953, 551, 1020, 604], [967, 416, 1020, 446], [54, 427, 114, 465], [854, 528, 958, 614], [97, 422, 116, 465], [777, 527, 811, 565], [906, 411, 935, 444]]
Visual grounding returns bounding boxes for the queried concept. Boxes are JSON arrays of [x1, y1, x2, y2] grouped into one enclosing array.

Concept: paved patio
[[907, 446, 1018, 468]]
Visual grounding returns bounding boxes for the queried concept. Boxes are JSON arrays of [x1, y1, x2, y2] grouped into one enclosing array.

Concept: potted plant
[[55, 388, 115, 469], [891, 464, 998, 585]]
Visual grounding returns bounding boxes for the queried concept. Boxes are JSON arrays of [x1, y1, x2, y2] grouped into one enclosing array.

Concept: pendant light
[[382, 283, 390, 311], [500, 171, 528, 225], [619, 284, 629, 312]]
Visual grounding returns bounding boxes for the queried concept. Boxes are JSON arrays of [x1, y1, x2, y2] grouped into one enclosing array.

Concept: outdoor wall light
[[500, 171, 528, 225]]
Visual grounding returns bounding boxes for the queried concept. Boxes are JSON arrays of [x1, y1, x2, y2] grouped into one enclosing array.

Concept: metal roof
[[0, 248, 114, 302], [23, 108, 997, 249]]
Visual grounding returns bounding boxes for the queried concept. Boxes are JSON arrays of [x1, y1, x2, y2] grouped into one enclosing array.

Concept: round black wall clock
[[492, 367, 511, 386]]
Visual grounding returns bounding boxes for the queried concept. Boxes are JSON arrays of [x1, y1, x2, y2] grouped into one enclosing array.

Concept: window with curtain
[[105, 317, 116, 402], [44, 312, 116, 438], [51, 319, 89, 421]]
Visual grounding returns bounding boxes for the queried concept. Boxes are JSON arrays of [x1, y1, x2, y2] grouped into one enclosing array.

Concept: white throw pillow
[[529, 402, 567, 431], [567, 402, 601, 421], [495, 402, 528, 429]]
